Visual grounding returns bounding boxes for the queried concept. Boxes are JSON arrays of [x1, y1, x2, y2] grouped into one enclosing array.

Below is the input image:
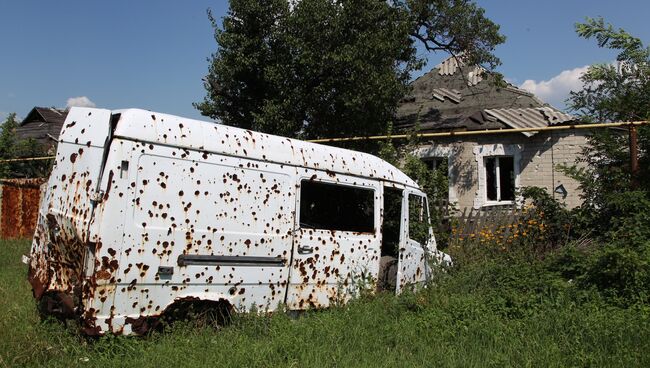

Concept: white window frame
[[473, 144, 522, 209], [484, 156, 515, 202], [413, 145, 458, 205]]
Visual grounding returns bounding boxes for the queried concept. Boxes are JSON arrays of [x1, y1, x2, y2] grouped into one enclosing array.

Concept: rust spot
[[96, 270, 111, 280]]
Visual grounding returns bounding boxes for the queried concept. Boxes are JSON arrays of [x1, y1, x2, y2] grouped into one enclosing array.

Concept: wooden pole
[[629, 125, 639, 189]]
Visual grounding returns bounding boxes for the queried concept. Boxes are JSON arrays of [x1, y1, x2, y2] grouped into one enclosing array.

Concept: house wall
[[415, 130, 589, 211]]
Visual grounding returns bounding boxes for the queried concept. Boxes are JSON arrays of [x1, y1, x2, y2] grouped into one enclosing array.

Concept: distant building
[[396, 55, 588, 210], [17, 107, 68, 153]]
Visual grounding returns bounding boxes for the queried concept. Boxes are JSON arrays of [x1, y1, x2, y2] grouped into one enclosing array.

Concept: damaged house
[[397, 55, 587, 211], [17, 107, 69, 153]]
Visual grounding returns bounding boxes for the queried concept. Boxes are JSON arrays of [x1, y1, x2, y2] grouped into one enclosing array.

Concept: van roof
[[108, 108, 418, 187]]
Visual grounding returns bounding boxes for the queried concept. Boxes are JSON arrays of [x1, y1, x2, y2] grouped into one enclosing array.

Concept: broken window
[[299, 180, 375, 232], [408, 194, 430, 245], [422, 157, 448, 177], [484, 156, 515, 202]]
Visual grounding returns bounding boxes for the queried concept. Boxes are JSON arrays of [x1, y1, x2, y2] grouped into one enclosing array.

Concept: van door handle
[[297, 245, 313, 254]]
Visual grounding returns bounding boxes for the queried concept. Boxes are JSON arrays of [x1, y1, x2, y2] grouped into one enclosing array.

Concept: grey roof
[[484, 107, 576, 137], [434, 55, 484, 86], [540, 107, 576, 125], [432, 88, 462, 103], [16, 107, 68, 146], [436, 55, 464, 76], [396, 55, 576, 135]]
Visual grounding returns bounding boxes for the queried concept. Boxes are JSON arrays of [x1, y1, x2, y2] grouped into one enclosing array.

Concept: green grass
[[1, 239, 648, 367]]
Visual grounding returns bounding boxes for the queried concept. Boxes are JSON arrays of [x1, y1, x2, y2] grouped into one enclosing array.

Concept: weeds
[[1, 238, 649, 367]]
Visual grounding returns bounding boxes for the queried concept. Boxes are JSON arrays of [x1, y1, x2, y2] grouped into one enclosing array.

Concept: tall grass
[[1, 239, 648, 367]]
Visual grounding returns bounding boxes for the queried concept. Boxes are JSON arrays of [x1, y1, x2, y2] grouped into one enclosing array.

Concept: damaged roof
[[484, 107, 575, 137], [16, 107, 68, 145], [396, 55, 577, 136]]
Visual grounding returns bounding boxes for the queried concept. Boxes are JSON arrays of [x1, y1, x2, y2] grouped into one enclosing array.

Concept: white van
[[27, 107, 449, 335]]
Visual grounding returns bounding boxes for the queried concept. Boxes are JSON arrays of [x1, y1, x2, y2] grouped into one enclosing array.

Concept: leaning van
[[27, 107, 449, 335]]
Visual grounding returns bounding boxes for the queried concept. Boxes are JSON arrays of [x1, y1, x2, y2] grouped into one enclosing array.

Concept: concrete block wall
[[518, 131, 587, 208]]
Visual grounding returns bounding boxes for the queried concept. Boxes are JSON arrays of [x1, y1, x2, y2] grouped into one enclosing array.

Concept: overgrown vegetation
[[445, 18, 650, 309], [0, 113, 50, 179], [2, 238, 649, 367]]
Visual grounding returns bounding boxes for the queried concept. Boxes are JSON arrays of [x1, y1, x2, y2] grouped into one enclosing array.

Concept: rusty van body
[[27, 107, 448, 335]]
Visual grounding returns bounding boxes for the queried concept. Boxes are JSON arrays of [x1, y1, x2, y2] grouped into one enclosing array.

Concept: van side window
[[408, 194, 429, 245], [299, 180, 375, 232]]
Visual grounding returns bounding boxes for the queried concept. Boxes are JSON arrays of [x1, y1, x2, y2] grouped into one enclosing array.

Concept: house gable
[[16, 107, 68, 148]]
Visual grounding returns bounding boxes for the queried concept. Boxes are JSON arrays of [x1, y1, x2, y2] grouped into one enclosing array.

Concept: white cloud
[[519, 65, 590, 107], [66, 96, 96, 108]]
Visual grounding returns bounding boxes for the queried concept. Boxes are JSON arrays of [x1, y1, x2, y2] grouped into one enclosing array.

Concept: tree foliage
[[570, 17, 650, 122], [196, 0, 504, 140], [565, 18, 650, 213], [0, 113, 50, 178]]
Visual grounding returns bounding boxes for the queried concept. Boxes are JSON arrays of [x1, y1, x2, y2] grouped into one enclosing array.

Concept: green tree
[[565, 18, 650, 243], [195, 0, 504, 141], [0, 113, 20, 178], [570, 17, 650, 122], [0, 113, 49, 178]]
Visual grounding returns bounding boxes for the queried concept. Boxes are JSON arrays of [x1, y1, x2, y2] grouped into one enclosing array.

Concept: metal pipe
[[307, 120, 650, 143], [0, 156, 55, 163], [2, 121, 648, 161]]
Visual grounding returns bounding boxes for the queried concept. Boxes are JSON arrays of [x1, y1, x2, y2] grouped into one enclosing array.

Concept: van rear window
[[299, 180, 375, 232]]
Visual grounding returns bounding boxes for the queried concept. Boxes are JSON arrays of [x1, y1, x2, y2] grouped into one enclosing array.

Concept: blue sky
[[1, 1, 649, 122]]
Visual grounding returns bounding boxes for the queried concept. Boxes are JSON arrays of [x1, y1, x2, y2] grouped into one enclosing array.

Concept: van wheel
[[161, 299, 232, 329], [37, 292, 76, 322]]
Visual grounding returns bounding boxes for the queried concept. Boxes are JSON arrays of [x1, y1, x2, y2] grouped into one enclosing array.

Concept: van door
[[396, 190, 430, 293], [285, 171, 380, 309], [28, 108, 114, 308]]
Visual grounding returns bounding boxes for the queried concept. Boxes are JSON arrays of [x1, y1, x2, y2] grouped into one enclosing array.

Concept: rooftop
[[396, 55, 577, 136]]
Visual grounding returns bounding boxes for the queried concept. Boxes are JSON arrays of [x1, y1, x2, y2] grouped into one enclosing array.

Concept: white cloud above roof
[[66, 96, 96, 108], [519, 65, 589, 108]]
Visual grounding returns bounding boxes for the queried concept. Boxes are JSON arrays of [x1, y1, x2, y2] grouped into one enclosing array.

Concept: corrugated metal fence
[[0, 178, 44, 239]]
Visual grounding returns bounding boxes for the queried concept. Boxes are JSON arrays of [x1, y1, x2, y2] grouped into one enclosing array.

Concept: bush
[[582, 245, 650, 306], [601, 191, 650, 249], [519, 186, 574, 250]]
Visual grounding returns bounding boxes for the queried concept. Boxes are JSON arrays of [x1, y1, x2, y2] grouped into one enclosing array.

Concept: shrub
[[582, 244, 650, 306]]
